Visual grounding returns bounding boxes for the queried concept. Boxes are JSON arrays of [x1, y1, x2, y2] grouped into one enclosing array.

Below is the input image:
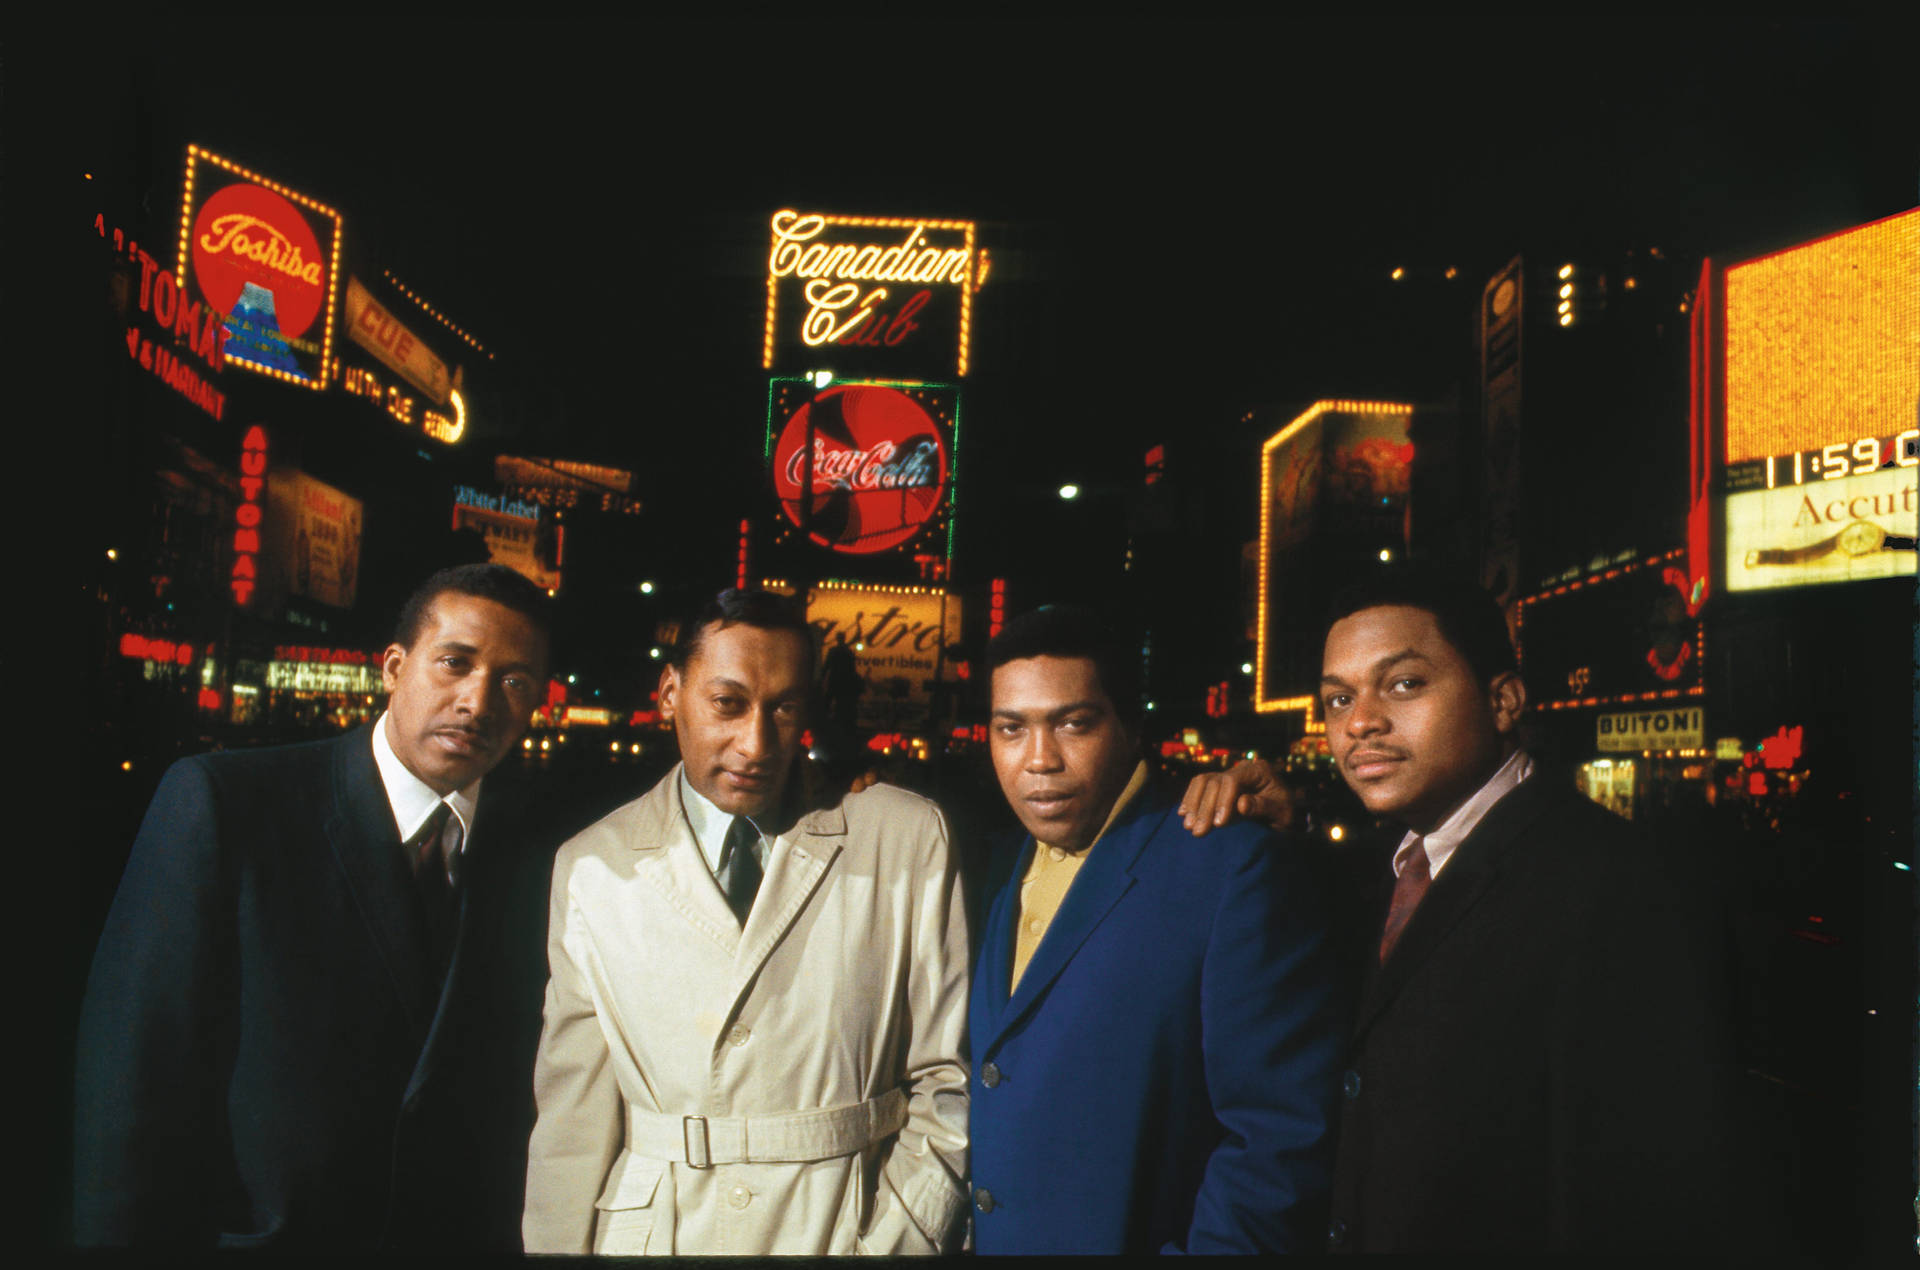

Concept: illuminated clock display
[[1724, 428, 1919, 494]]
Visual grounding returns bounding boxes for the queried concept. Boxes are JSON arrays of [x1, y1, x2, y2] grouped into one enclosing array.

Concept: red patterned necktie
[[1378, 843, 1432, 963]]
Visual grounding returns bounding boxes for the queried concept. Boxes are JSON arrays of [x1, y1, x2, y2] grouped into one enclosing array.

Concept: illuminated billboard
[[1720, 208, 1919, 592], [804, 582, 963, 732], [1515, 548, 1706, 712], [766, 379, 958, 558], [1256, 400, 1413, 718], [264, 470, 365, 610], [762, 211, 982, 379], [177, 146, 343, 389], [452, 485, 561, 594]]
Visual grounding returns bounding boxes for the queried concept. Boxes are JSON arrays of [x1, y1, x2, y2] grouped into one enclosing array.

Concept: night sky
[[28, 17, 1918, 645]]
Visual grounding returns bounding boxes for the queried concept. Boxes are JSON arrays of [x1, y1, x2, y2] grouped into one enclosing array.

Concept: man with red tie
[[1181, 569, 1737, 1254]]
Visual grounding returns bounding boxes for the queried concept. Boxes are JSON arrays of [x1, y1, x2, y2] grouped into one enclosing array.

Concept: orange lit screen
[[1723, 208, 1919, 464]]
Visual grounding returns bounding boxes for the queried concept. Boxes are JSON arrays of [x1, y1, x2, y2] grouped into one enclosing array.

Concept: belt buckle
[[683, 1114, 712, 1169]]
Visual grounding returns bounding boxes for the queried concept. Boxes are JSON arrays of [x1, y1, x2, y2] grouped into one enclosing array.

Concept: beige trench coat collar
[[627, 764, 848, 992]]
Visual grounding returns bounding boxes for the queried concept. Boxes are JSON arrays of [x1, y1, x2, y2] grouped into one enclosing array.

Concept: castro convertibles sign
[[763, 210, 984, 380], [769, 381, 955, 556], [177, 146, 343, 389]]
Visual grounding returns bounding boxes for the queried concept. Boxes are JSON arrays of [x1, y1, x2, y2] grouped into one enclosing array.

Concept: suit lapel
[[978, 837, 1036, 1029], [323, 728, 436, 1031], [404, 783, 514, 1104], [733, 802, 843, 989], [986, 798, 1161, 1050], [626, 766, 755, 958], [1353, 775, 1557, 1043]]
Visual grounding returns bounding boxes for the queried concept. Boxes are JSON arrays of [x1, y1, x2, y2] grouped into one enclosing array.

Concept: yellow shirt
[[1009, 760, 1150, 992]]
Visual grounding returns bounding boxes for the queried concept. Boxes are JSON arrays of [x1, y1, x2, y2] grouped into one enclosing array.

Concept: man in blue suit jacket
[[967, 606, 1343, 1254]]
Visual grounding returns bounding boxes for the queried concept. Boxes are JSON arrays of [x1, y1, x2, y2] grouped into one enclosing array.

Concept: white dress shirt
[[372, 711, 480, 883], [677, 767, 770, 892], [1391, 748, 1533, 882]]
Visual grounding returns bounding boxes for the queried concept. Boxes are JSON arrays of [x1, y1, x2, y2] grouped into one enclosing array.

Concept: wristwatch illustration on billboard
[[1745, 521, 1919, 567]]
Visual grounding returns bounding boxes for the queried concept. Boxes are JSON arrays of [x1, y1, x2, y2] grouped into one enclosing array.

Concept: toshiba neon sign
[[177, 146, 343, 390], [762, 210, 982, 377]]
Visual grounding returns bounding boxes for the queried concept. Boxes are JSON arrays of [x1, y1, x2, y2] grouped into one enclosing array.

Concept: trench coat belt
[[626, 1088, 910, 1168]]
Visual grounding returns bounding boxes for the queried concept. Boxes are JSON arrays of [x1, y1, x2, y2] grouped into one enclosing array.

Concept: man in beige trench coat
[[523, 589, 969, 1255]]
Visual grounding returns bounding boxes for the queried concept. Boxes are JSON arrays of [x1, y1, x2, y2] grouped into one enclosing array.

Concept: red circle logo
[[773, 386, 949, 555], [191, 183, 327, 339]]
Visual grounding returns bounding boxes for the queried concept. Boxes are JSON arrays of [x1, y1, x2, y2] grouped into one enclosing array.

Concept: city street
[[26, 17, 1915, 1260]]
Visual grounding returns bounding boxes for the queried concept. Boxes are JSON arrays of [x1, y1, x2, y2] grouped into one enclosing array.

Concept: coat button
[[728, 1024, 751, 1048], [1327, 1219, 1347, 1248], [728, 1185, 752, 1210], [981, 1061, 1002, 1088], [1342, 1069, 1361, 1099], [974, 1188, 995, 1214]]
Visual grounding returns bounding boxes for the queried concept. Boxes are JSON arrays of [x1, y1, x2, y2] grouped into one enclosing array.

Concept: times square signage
[[762, 210, 986, 380]]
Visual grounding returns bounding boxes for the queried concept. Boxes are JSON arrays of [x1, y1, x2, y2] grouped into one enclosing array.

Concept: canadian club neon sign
[[771, 384, 953, 555], [763, 211, 983, 379]]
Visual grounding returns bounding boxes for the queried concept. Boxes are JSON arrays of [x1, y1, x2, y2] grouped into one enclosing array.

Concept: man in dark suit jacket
[[967, 606, 1343, 1254], [1181, 569, 1737, 1254], [73, 564, 554, 1252]]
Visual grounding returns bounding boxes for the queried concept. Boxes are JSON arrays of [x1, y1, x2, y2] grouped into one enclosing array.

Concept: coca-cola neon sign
[[178, 146, 343, 390], [763, 210, 982, 379], [771, 384, 952, 555]]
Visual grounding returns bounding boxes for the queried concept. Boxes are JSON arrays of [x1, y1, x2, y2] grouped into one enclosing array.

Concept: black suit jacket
[[1327, 770, 1739, 1254], [72, 727, 551, 1252]]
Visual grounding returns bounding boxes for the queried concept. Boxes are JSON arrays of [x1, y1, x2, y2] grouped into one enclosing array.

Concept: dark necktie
[[723, 816, 763, 925], [1378, 843, 1431, 964], [407, 801, 458, 968]]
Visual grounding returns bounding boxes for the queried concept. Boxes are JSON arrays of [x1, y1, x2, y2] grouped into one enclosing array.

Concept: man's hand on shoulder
[[1179, 759, 1290, 837]]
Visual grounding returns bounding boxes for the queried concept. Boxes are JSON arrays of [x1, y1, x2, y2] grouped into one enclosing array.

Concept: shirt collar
[[373, 712, 480, 854], [678, 765, 769, 878], [1392, 748, 1532, 882]]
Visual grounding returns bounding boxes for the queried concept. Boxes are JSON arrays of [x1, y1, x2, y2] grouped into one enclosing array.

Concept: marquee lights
[[1514, 547, 1708, 709], [1256, 400, 1414, 715], [178, 145, 344, 391], [382, 268, 490, 357]]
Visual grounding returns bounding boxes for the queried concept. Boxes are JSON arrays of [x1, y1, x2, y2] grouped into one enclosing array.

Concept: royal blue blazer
[[967, 788, 1344, 1254]]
